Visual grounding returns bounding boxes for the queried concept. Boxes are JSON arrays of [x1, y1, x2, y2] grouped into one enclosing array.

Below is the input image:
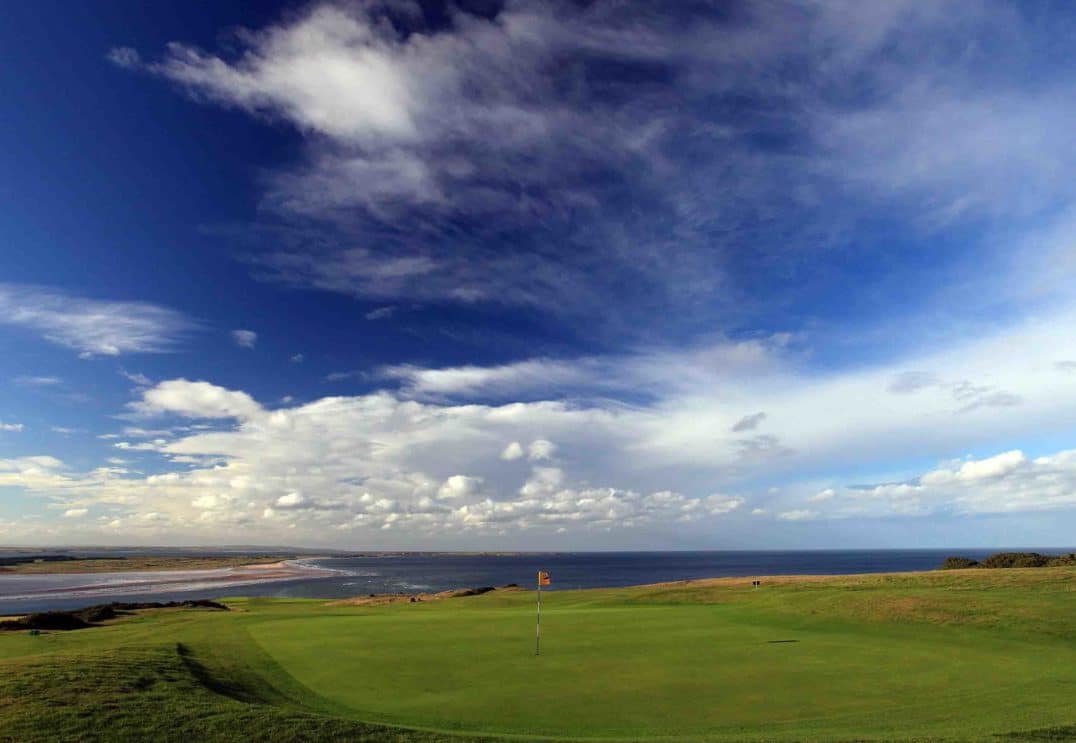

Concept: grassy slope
[[1, 569, 1075, 742], [0, 555, 292, 574]]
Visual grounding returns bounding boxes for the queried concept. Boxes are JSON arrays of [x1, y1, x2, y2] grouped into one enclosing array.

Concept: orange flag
[[537, 570, 551, 586]]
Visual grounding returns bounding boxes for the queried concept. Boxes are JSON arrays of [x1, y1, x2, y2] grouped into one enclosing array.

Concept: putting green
[[243, 577, 1076, 740]]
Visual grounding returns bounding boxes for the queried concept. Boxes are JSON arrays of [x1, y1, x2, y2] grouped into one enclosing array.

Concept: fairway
[[2, 568, 1075, 741]]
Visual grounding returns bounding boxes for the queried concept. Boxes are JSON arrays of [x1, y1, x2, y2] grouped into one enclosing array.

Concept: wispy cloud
[[114, 1, 1076, 344], [14, 376, 63, 387], [230, 329, 258, 349], [0, 284, 192, 357]]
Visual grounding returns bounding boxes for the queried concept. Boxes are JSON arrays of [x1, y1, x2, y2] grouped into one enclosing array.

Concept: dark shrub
[[75, 605, 118, 623], [940, 556, 980, 570], [979, 552, 1052, 568]]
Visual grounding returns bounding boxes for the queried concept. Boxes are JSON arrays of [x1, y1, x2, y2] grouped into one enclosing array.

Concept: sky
[[2, 0, 1076, 550]]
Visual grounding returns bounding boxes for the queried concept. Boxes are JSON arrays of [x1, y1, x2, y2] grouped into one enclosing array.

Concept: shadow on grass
[[175, 642, 272, 705]]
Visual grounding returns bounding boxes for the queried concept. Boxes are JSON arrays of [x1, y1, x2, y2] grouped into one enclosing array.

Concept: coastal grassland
[[0, 554, 294, 574], [1, 568, 1075, 742]]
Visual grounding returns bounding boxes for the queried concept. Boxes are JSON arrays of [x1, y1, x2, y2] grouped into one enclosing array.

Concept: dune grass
[[1, 568, 1075, 742]]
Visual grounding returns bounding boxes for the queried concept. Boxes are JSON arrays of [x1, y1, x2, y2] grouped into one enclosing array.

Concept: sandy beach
[[0, 559, 337, 604]]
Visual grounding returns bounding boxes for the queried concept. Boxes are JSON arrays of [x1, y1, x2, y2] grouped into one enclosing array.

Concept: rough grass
[[0, 636, 486, 742], [1, 568, 1075, 742]]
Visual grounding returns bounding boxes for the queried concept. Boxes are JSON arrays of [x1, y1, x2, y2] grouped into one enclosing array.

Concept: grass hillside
[[1, 568, 1075, 742]]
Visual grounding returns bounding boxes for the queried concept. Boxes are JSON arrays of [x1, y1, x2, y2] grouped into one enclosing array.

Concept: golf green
[[245, 586, 1076, 739]]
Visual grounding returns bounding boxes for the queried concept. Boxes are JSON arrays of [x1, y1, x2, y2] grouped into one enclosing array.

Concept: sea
[[1, 548, 1068, 615]]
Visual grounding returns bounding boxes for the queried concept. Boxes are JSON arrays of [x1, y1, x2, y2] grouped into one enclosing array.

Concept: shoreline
[[0, 558, 338, 604], [5, 552, 1073, 613]]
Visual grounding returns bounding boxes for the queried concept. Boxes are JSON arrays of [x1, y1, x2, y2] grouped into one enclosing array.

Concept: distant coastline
[[0, 558, 335, 608], [5, 548, 1076, 617], [0, 554, 300, 574]]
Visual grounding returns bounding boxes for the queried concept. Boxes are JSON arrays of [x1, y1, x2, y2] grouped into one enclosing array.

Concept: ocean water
[[1, 549, 1066, 614]]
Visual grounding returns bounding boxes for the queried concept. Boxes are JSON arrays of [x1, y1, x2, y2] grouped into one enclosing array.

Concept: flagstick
[[535, 574, 542, 656]]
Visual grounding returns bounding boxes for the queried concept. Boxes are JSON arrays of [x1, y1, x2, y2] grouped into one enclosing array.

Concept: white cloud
[[121, 370, 153, 387], [384, 359, 590, 399], [290, 353, 304, 363], [500, 441, 524, 461], [14, 376, 62, 387], [926, 450, 1028, 484], [437, 475, 483, 500], [130, 379, 264, 420], [7, 295, 1076, 544], [786, 448, 1076, 520], [527, 439, 557, 461], [62, 508, 88, 519], [106, 46, 141, 69], [113, 0, 1076, 338], [0, 382, 746, 544], [0, 284, 191, 357], [777, 510, 816, 522], [141, 6, 424, 142], [275, 492, 311, 509], [0, 422, 24, 432], [192, 494, 231, 511], [231, 329, 258, 349]]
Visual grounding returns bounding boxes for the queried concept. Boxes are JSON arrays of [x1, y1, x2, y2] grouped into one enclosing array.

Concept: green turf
[[2, 568, 1075, 742]]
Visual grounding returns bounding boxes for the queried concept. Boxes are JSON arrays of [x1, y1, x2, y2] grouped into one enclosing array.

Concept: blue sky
[[3, 0, 1076, 549]]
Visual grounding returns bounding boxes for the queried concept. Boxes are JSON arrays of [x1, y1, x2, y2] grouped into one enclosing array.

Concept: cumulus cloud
[[231, 329, 258, 349], [527, 440, 557, 461], [808, 488, 836, 503], [437, 475, 483, 500], [8, 292, 1076, 544], [500, 442, 524, 461], [275, 492, 313, 509], [130, 379, 264, 419], [795, 448, 1076, 519], [0, 380, 752, 544], [0, 284, 192, 357]]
